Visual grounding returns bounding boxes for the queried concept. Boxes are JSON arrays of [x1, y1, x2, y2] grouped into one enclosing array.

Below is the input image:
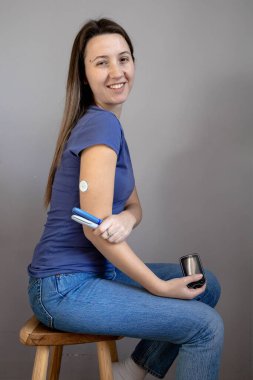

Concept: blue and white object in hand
[[71, 207, 103, 229]]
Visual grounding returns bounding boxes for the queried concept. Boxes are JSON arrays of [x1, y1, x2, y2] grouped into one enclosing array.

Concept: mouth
[[107, 82, 126, 89]]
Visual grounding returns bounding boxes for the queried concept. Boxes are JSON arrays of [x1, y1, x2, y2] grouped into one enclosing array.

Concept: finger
[[102, 229, 112, 240], [103, 226, 119, 241], [113, 231, 129, 243], [107, 228, 121, 241], [184, 274, 204, 285], [93, 220, 111, 236], [92, 226, 103, 236], [108, 231, 123, 243], [188, 283, 207, 296], [182, 283, 206, 300], [111, 227, 130, 242], [111, 236, 124, 244]]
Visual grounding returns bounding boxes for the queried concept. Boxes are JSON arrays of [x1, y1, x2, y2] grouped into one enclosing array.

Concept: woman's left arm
[[93, 186, 142, 243]]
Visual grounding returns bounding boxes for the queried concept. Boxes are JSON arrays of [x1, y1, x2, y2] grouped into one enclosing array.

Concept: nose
[[109, 62, 123, 79]]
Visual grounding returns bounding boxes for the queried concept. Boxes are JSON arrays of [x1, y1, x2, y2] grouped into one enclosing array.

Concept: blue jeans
[[28, 263, 224, 379]]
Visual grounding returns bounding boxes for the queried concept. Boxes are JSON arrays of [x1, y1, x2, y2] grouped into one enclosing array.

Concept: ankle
[[112, 357, 147, 380]]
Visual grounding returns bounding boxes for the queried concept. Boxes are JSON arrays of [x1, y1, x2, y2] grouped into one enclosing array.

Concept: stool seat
[[20, 315, 122, 346], [19, 316, 123, 380]]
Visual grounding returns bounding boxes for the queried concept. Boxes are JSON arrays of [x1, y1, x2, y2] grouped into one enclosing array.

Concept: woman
[[28, 18, 224, 380]]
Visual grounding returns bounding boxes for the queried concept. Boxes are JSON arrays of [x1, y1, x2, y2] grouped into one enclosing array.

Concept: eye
[[120, 56, 130, 64], [96, 60, 108, 67]]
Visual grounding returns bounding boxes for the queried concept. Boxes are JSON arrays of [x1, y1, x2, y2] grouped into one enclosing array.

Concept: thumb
[[185, 273, 203, 284]]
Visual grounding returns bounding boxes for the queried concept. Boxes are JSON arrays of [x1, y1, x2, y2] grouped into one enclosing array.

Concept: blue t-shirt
[[28, 106, 135, 278]]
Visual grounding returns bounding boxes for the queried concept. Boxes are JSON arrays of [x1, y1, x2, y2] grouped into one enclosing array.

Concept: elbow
[[136, 204, 143, 225], [139, 206, 143, 222], [82, 226, 94, 241]]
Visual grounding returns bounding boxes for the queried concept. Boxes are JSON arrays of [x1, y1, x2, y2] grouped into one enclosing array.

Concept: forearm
[[84, 228, 206, 300], [85, 229, 162, 295]]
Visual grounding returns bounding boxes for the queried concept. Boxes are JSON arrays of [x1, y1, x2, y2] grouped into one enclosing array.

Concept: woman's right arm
[[79, 145, 205, 300]]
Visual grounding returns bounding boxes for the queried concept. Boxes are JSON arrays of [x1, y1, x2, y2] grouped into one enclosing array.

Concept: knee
[[185, 304, 224, 352], [202, 309, 224, 348], [202, 269, 222, 308]]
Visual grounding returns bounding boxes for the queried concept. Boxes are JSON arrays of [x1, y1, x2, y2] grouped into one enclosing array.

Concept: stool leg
[[96, 341, 114, 380], [48, 346, 63, 380], [32, 346, 50, 380], [108, 341, 119, 362]]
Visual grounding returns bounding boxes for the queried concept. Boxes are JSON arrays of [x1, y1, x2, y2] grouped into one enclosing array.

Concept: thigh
[[43, 271, 221, 346]]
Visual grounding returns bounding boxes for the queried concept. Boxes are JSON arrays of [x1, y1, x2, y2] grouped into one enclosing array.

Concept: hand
[[154, 274, 206, 300], [93, 212, 136, 243]]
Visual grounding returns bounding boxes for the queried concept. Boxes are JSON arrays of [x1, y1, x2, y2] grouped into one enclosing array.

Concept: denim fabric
[[28, 263, 224, 379]]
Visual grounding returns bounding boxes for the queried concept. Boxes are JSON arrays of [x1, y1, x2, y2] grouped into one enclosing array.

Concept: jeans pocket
[[55, 273, 92, 297], [55, 272, 107, 304], [28, 277, 54, 329]]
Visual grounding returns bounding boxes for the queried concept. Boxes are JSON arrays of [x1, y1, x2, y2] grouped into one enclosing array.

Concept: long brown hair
[[44, 18, 135, 207]]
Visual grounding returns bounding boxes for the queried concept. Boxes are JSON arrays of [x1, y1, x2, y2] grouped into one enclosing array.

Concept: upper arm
[[79, 144, 117, 220], [125, 186, 141, 208]]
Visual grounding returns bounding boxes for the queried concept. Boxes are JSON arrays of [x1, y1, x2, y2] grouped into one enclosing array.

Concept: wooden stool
[[19, 316, 123, 380]]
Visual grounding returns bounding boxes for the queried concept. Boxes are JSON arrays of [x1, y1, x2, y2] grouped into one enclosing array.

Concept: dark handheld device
[[180, 254, 206, 289]]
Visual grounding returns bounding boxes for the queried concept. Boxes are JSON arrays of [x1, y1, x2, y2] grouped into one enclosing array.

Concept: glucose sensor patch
[[79, 180, 88, 192]]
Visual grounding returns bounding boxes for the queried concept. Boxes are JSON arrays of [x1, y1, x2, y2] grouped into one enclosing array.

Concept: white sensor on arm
[[79, 180, 88, 192]]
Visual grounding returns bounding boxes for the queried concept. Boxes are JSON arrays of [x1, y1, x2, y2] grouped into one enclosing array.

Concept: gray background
[[0, 0, 252, 379]]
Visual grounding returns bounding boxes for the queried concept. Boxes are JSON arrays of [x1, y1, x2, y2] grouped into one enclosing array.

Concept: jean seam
[[110, 270, 117, 281], [38, 279, 54, 328], [55, 276, 68, 298], [28, 277, 40, 292]]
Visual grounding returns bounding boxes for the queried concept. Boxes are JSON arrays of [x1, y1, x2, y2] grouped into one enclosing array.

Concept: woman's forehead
[[85, 34, 130, 58]]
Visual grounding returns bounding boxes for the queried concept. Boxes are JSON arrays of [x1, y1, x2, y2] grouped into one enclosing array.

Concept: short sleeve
[[68, 109, 122, 157]]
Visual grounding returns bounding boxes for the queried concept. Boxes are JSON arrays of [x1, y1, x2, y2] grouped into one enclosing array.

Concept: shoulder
[[67, 106, 122, 157], [77, 106, 121, 132]]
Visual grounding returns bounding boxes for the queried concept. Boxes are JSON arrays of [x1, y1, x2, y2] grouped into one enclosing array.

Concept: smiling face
[[84, 33, 135, 117]]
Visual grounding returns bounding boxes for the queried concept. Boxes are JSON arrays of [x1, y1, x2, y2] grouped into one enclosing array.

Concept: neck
[[95, 102, 123, 119], [113, 105, 122, 119]]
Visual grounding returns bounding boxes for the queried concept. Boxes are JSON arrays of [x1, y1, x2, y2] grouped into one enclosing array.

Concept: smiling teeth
[[109, 83, 124, 89]]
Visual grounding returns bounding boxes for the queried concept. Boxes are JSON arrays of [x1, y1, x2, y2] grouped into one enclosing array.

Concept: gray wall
[[1, 1, 252, 379]]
